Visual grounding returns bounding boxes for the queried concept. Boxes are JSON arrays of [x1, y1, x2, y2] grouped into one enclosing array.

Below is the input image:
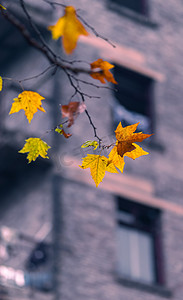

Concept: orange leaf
[[115, 122, 152, 158], [90, 59, 117, 84], [48, 6, 89, 54], [108, 146, 125, 173], [61, 101, 86, 127]]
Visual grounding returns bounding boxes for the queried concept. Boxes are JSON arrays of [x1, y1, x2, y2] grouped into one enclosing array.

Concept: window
[[113, 65, 154, 132], [112, 0, 148, 16], [116, 197, 164, 285]]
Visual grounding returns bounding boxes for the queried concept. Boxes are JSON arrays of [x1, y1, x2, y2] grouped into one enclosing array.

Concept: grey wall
[[1, 1, 183, 300]]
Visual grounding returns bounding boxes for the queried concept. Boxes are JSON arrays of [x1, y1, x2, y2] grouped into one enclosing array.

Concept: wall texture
[[1, 1, 183, 300]]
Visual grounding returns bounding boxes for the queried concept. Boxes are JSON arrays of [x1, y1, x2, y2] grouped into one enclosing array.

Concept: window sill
[[107, 2, 158, 29], [116, 276, 172, 298]]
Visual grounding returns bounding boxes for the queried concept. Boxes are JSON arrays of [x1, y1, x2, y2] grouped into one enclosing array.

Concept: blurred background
[[1, 0, 183, 299]]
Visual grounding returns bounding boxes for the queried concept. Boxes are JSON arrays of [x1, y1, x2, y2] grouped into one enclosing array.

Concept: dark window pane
[[112, 0, 148, 15], [114, 66, 152, 116], [113, 65, 154, 132]]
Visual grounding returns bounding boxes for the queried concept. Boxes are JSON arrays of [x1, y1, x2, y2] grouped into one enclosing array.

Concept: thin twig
[[69, 74, 101, 99], [2, 77, 24, 90], [42, 0, 66, 8], [81, 93, 100, 99], [70, 90, 78, 101], [1, 9, 95, 76], [77, 13, 116, 48], [102, 142, 116, 150], [3, 65, 56, 92], [19, 65, 55, 82], [40, 120, 69, 138], [64, 69, 102, 144], [19, 0, 58, 60], [1, 6, 108, 146], [69, 75, 117, 91], [85, 109, 102, 146]]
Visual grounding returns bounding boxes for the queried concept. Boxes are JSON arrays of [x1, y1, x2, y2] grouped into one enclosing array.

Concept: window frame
[[116, 197, 165, 286], [113, 64, 155, 133]]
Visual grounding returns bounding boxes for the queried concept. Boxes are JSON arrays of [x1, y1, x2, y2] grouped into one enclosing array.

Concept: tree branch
[[1, 9, 94, 76], [1, 5, 107, 145], [64, 69, 102, 145]]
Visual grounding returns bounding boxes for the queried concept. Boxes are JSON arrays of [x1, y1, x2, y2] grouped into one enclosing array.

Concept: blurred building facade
[[1, 0, 183, 300]]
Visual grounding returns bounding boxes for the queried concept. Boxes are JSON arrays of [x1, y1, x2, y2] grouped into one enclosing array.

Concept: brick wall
[[1, 1, 183, 299]]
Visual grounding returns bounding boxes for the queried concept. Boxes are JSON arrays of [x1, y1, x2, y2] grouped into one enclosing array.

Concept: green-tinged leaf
[[55, 124, 71, 138], [55, 124, 63, 135], [81, 140, 99, 150], [19, 138, 51, 163], [0, 76, 2, 91], [55, 128, 63, 135]]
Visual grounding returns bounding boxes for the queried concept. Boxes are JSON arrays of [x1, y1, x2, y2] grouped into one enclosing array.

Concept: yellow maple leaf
[[80, 123, 152, 185], [9, 91, 46, 123], [0, 4, 6, 10], [90, 59, 117, 84], [80, 154, 118, 187], [115, 122, 152, 157], [19, 138, 51, 163], [80, 154, 106, 187], [48, 6, 89, 54], [0, 76, 2, 91]]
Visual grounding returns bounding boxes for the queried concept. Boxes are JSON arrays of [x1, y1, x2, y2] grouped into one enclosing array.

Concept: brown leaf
[[62, 128, 72, 139], [115, 122, 152, 157], [61, 101, 86, 127]]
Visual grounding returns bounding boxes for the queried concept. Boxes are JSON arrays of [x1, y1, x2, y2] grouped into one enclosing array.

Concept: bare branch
[[69, 75, 117, 91], [1, 4, 111, 146], [77, 12, 116, 48], [42, 0, 66, 8], [19, 65, 56, 82], [1, 8, 117, 82], [63, 69, 102, 145], [20, 0, 58, 60], [1, 10, 89, 75], [85, 109, 102, 146]]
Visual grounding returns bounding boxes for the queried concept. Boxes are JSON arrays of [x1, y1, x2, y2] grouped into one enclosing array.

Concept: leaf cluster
[[80, 122, 152, 186], [0, 3, 152, 187]]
